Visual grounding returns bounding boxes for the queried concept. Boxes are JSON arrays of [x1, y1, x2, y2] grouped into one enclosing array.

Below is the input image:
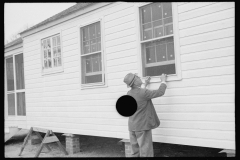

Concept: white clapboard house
[[4, 2, 235, 151]]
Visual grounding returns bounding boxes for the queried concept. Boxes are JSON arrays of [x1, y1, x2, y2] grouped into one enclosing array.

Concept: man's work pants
[[129, 129, 153, 157]]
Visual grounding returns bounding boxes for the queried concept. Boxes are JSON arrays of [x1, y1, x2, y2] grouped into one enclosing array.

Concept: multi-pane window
[[80, 22, 104, 84], [140, 3, 176, 76], [42, 34, 62, 70], [5, 53, 26, 116]]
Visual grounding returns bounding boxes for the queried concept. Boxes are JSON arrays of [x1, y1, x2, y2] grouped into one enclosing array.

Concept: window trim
[[5, 52, 26, 119], [40, 31, 64, 76], [135, 2, 182, 83], [78, 17, 108, 89]]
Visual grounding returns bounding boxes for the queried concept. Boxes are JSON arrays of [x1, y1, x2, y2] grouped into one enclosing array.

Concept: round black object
[[116, 95, 137, 117]]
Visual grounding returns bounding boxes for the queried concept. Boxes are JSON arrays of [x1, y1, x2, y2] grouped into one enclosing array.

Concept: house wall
[[20, 2, 234, 149]]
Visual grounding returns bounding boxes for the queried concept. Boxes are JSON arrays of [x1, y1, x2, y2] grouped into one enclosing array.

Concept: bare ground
[[4, 133, 226, 158]]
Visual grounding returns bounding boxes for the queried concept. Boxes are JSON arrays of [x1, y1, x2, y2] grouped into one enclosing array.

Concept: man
[[123, 73, 167, 157]]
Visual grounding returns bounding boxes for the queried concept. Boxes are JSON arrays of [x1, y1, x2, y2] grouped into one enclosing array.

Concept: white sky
[[4, 3, 76, 44]]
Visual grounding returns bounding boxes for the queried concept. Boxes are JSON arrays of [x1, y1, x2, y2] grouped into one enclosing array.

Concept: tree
[[5, 23, 33, 45]]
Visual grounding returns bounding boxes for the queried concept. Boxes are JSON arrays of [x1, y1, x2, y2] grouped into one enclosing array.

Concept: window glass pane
[[146, 46, 156, 63], [92, 54, 100, 72], [54, 58, 57, 67], [156, 44, 167, 62], [86, 74, 102, 84], [154, 26, 164, 38], [8, 93, 15, 115], [6, 57, 14, 91], [164, 24, 173, 35], [44, 50, 47, 59], [48, 59, 52, 68], [58, 57, 61, 66], [163, 3, 172, 18], [142, 23, 152, 40], [48, 50, 51, 58], [57, 36, 60, 45], [141, 5, 151, 24], [44, 60, 48, 68], [90, 39, 97, 53], [86, 58, 92, 73], [163, 17, 172, 24], [167, 42, 175, 60], [152, 3, 162, 21], [97, 37, 101, 51], [15, 54, 25, 90], [53, 48, 57, 57], [53, 37, 56, 47], [96, 22, 101, 38], [57, 46, 61, 54], [43, 40, 47, 49], [82, 27, 89, 41], [83, 41, 90, 54], [89, 24, 96, 39], [17, 92, 26, 116], [47, 39, 51, 48], [145, 64, 175, 76]]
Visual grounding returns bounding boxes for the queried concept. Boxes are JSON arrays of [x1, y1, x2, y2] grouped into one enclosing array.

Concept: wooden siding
[[18, 2, 235, 150]]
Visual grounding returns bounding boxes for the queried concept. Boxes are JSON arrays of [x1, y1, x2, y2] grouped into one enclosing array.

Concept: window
[[41, 34, 62, 74], [5, 53, 26, 116], [80, 21, 104, 85], [139, 3, 177, 77]]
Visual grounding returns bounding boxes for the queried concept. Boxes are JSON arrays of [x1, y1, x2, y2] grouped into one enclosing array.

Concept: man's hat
[[123, 73, 136, 87]]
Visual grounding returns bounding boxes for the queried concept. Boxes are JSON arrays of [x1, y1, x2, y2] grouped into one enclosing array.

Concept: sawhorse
[[18, 127, 68, 157]]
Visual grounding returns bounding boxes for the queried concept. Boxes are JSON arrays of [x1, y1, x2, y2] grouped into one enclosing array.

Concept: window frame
[[78, 18, 107, 89], [4, 52, 26, 120], [40, 32, 64, 76], [135, 2, 182, 83]]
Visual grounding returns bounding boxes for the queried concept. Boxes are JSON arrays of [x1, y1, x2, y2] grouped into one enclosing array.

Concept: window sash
[[42, 34, 62, 70], [80, 21, 104, 85]]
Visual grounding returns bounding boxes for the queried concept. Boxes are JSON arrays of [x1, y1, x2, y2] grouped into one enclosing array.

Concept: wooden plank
[[18, 127, 33, 156], [154, 128, 235, 141], [42, 136, 59, 144], [179, 8, 234, 29], [105, 21, 135, 35], [61, 26, 77, 36], [62, 43, 78, 53], [105, 13, 134, 29], [106, 41, 136, 54], [107, 48, 136, 60], [33, 127, 51, 134], [179, 18, 234, 38], [178, 2, 188, 6], [62, 32, 78, 42], [179, 2, 235, 21], [182, 65, 234, 79], [180, 27, 234, 46], [107, 62, 137, 73], [105, 27, 135, 41], [105, 34, 136, 48], [62, 37, 78, 47], [52, 132, 68, 155], [35, 130, 50, 157], [181, 55, 234, 71], [178, 2, 216, 13], [35, 132, 51, 151], [180, 37, 234, 54], [108, 69, 138, 80], [181, 46, 234, 63]]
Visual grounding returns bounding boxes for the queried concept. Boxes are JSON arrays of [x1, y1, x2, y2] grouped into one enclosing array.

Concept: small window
[[80, 22, 104, 85], [41, 34, 62, 73], [140, 3, 176, 77]]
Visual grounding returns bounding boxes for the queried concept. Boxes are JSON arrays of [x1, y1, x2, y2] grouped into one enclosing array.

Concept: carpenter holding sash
[[123, 73, 167, 157]]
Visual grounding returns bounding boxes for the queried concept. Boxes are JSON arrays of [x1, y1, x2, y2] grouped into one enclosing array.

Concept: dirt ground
[[5, 133, 227, 158]]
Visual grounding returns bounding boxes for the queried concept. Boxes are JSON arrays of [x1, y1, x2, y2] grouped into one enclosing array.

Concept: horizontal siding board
[[106, 41, 136, 54], [62, 32, 78, 42], [182, 55, 234, 71], [105, 34, 136, 48], [61, 26, 77, 36], [105, 21, 135, 35], [179, 2, 235, 21], [62, 43, 78, 53], [160, 121, 235, 131], [107, 55, 137, 67], [108, 70, 138, 80], [152, 94, 234, 105], [157, 113, 234, 122], [104, 5, 134, 22], [107, 62, 137, 73], [105, 13, 134, 29], [180, 27, 234, 46], [106, 48, 136, 60], [180, 18, 234, 38], [178, 2, 188, 6], [179, 8, 234, 29], [178, 2, 216, 13], [24, 44, 40, 53], [155, 103, 234, 113], [182, 65, 234, 79], [62, 48, 78, 58], [164, 84, 234, 97], [181, 46, 234, 63], [62, 37, 78, 47], [180, 37, 234, 54], [154, 128, 234, 141], [105, 27, 135, 41]]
